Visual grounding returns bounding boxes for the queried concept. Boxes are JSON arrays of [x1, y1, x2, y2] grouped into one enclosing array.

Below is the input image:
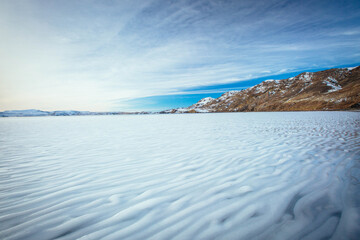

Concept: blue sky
[[0, 0, 359, 112]]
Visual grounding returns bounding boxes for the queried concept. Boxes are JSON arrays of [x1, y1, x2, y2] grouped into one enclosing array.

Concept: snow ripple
[[0, 112, 359, 240]]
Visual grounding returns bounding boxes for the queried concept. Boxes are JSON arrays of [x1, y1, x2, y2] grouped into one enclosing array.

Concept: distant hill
[[164, 66, 360, 113], [0, 110, 149, 117]]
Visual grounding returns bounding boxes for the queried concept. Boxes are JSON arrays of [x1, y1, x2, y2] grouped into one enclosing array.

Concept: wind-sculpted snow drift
[[0, 112, 359, 240]]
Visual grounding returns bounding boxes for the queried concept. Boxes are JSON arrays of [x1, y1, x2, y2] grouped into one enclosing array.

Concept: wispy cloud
[[0, 0, 359, 111]]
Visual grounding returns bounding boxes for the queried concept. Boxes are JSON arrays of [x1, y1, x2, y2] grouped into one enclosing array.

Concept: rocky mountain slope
[[168, 66, 360, 113]]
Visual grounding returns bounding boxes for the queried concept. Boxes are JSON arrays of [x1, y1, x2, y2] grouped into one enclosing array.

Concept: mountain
[[0, 109, 51, 117], [0, 110, 149, 117], [166, 66, 360, 113]]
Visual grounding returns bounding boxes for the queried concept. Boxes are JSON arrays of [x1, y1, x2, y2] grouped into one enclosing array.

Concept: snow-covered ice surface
[[0, 112, 359, 240]]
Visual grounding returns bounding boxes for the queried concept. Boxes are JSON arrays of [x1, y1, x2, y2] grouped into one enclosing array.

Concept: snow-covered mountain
[[0, 110, 148, 117], [0, 109, 51, 117], [167, 66, 360, 113]]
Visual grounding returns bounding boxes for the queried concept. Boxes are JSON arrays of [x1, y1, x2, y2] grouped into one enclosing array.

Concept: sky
[[0, 0, 359, 112]]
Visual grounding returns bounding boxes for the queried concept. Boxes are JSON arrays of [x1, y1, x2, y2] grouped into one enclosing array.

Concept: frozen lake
[[1, 112, 359, 240]]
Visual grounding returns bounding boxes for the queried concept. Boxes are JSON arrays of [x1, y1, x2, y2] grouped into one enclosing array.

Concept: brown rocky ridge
[[162, 66, 360, 113]]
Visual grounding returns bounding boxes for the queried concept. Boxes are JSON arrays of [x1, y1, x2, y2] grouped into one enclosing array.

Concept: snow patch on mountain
[[219, 91, 241, 101], [344, 66, 358, 71], [299, 72, 313, 82], [188, 97, 215, 110], [323, 77, 342, 93], [196, 97, 214, 106], [253, 83, 268, 94], [175, 108, 192, 113], [264, 79, 280, 84]]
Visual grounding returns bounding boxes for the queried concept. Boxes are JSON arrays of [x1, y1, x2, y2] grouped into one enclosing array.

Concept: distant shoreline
[[1, 109, 359, 118]]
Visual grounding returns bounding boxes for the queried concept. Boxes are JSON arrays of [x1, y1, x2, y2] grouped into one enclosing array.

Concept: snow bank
[[0, 112, 359, 239]]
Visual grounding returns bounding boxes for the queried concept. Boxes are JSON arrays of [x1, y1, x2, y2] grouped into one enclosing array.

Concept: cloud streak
[[0, 0, 359, 111]]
